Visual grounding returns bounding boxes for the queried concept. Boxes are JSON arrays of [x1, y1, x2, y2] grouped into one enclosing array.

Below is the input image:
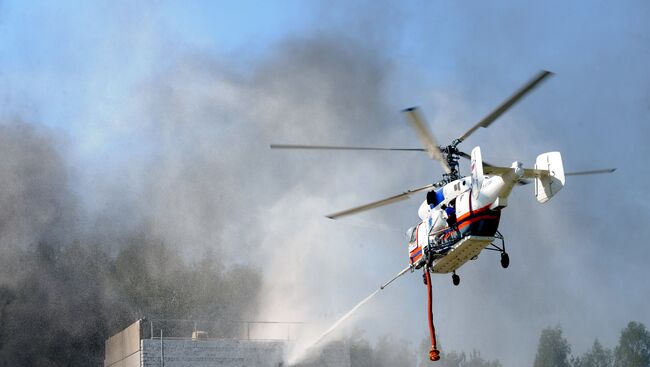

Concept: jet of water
[[287, 266, 412, 365], [288, 289, 381, 365]]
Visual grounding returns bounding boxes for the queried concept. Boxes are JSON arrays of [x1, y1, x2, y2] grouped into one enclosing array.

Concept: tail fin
[[470, 146, 484, 199], [534, 152, 565, 203]]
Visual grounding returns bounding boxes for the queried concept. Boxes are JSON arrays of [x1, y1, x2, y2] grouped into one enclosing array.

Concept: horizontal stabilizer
[[523, 168, 550, 178], [483, 166, 551, 178]]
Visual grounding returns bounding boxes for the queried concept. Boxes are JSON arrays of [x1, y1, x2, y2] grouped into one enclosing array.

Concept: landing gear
[[500, 252, 510, 269], [486, 230, 510, 269], [452, 272, 460, 286]]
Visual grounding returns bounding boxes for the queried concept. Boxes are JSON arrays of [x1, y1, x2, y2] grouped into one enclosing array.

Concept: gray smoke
[[0, 121, 263, 365], [0, 123, 75, 250]]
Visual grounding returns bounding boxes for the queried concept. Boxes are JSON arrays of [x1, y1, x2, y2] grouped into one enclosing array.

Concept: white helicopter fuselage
[[407, 148, 565, 273], [408, 174, 512, 269]]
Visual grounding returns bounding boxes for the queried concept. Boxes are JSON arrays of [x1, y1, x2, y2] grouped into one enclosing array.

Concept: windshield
[[407, 226, 417, 243]]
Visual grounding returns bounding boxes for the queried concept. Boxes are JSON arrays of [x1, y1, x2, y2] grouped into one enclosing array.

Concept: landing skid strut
[[483, 230, 509, 268]]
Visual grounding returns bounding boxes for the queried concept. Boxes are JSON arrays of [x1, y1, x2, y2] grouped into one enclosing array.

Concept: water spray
[[288, 265, 413, 365]]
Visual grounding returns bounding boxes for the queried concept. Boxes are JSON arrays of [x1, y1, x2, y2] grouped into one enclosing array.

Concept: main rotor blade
[[270, 144, 425, 152], [326, 184, 435, 219], [457, 70, 554, 143], [457, 151, 497, 168], [402, 107, 451, 173], [565, 168, 616, 176]]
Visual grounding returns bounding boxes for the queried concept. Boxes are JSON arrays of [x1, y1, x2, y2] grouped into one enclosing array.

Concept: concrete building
[[104, 319, 350, 367]]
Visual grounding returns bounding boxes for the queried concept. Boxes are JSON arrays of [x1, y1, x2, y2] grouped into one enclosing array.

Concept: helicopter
[[271, 70, 615, 361]]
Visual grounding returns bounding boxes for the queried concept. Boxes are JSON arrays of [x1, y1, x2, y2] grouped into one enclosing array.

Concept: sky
[[1, 1, 649, 366]]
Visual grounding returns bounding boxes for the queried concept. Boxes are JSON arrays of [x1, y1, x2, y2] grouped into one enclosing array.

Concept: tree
[[572, 339, 613, 367], [534, 326, 572, 367], [614, 321, 650, 367], [464, 350, 502, 367], [347, 333, 416, 367]]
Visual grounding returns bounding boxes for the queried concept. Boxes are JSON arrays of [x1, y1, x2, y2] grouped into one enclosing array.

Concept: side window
[[456, 192, 467, 213], [418, 223, 428, 245]]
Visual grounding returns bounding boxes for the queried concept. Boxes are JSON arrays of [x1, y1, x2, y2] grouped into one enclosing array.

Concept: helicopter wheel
[[452, 272, 460, 286], [500, 252, 510, 269]]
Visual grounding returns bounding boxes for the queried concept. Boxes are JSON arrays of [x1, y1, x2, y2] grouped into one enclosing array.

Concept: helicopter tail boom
[[482, 152, 566, 203], [476, 152, 560, 203]]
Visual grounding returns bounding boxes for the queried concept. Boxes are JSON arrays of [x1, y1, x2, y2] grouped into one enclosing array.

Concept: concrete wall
[[141, 339, 285, 367], [105, 320, 350, 367], [140, 339, 351, 367], [105, 320, 142, 367]]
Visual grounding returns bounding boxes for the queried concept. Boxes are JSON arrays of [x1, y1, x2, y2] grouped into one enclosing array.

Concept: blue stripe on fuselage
[[435, 189, 445, 205], [410, 248, 422, 260]]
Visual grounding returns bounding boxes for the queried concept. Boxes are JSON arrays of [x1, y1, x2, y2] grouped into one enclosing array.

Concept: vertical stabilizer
[[471, 146, 484, 199], [534, 152, 565, 203]]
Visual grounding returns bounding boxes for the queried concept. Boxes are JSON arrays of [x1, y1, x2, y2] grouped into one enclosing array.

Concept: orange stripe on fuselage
[[457, 214, 498, 230], [441, 214, 498, 240], [410, 223, 424, 264], [456, 204, 492, 223], [440, 204, 492, 232], [439, 204, 497, 240]]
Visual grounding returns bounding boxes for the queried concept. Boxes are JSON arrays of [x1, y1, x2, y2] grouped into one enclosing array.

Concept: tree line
[[333, 321, 650, 367], [534, 322, 650, 367]]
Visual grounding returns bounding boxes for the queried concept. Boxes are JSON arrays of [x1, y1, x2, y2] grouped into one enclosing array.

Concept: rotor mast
[[440, 142, 462, 185]]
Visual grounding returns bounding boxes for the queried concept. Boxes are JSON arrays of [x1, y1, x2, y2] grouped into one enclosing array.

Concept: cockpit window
[[408, 226, 417, 243]]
